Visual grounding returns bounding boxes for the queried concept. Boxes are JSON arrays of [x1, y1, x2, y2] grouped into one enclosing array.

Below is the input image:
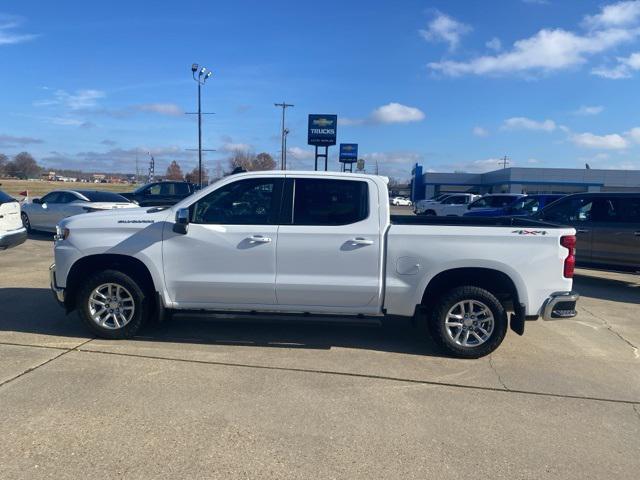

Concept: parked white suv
[[419, 194, 481, 216], [0, 189, 27, 250], [50, 171, 578, 358]]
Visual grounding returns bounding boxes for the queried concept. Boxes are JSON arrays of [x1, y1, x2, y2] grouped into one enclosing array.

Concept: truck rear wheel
[[429, 286, 507, 358], [77, 270, 149, 339]]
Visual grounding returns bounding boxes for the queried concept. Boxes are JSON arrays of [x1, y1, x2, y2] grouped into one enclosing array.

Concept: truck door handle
[[350, 237, 374, 246], [576, 229, 590, 234], [248, 235, 271, 244]]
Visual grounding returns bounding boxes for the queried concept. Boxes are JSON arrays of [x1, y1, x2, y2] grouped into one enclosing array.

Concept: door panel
[[589, 197, 640, 268], [162, 177, 283, 307], [163, 224, 278, 305], [275, 178, 381, 312]]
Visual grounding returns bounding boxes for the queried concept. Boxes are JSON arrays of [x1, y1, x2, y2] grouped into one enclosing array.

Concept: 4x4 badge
[[512, 229, 547, 235]]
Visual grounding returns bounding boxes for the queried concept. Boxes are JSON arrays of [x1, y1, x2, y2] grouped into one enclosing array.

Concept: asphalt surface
[[1, 216, 639, 479]]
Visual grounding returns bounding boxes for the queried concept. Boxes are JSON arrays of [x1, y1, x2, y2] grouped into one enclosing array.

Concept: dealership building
[[410, 164, 640, 201]]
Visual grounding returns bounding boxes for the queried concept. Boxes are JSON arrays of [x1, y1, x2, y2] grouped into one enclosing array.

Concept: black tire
[[21, 212, 32, 233], [429, 286, 507, 359], [424, 210, 436, 216], [77, 269, 150, 339]]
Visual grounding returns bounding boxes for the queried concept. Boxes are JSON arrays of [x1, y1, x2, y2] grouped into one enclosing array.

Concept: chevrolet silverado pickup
[[50, 171, 579, 358]]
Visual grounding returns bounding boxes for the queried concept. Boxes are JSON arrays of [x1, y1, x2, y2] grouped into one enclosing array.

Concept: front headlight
[[54, 225, 70, 241]]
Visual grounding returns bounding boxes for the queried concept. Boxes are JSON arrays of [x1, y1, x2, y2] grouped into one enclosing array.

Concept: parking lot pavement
[[1, 236, 639, 479]]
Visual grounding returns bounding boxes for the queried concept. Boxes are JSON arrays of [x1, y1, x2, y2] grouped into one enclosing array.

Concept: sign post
[[307, 114, 337, 171], [339, 143, 358, 172]]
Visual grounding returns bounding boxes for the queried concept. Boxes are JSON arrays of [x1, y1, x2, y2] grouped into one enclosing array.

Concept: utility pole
[[147, 152, 155, 183], [274, 102, 294, 170], [500, 155, 510, 169]]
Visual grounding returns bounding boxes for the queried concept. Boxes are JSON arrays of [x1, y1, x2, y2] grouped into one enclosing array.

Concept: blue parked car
[[463, 194, 565, 217]]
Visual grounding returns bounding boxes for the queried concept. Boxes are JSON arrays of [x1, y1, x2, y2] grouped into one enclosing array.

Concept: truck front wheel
[[429, 286, 507, 358], [77, 270, 149, 339]]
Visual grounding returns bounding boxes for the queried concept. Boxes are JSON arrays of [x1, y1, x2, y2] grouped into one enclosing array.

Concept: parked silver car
[[21, 190, 136, 233]]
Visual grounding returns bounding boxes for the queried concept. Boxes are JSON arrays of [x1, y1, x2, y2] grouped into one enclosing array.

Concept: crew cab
[[0, 189, 27, 250], [50, 171, 578, 358]]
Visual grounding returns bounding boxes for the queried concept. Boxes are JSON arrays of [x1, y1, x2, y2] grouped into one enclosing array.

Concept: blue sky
[[2, 0, 640, 180]]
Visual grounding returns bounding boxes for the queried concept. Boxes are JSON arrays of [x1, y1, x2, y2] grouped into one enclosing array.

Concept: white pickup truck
[[50, 171, 578, 358]]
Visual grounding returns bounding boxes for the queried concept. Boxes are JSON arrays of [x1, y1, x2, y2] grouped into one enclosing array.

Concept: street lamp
[[191, 63, 213, 187], [274, 101, 294, 170]]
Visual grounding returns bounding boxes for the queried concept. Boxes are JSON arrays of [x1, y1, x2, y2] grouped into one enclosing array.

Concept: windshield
[[0, 190, 16, 204], [77, 191, 131, 202]]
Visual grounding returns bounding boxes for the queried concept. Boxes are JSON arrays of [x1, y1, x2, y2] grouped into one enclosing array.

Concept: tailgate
[[0, 200, 23, 231]]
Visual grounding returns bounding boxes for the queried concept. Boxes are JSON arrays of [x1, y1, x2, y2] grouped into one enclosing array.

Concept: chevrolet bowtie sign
[[308, 114, 337, 146], [339, 143, 358, 163]]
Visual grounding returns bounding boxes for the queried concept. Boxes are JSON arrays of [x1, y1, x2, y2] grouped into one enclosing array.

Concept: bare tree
[[0, 153, 7, 176], [185, 166, 208, 185], [6, 152, 41, 179], [228, 151, 276, 172], [165, 161, 184, 180]]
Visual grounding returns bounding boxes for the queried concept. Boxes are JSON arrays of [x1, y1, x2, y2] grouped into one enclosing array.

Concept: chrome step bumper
[[542, 291, 579, 320]]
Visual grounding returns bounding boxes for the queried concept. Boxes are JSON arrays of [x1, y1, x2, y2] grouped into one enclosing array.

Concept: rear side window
[[292, 178, 369, 226], [591, 197, 640, 223], [173, 183, 191, 195]]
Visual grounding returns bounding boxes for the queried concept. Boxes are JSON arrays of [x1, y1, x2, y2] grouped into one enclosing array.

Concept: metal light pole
[[274, 102, 294, 170], [283, 128, 290, 170], [191, 64, 213, 187]]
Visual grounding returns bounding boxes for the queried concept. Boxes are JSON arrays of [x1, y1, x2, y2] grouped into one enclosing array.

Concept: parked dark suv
[[120, 181, 197, 207], [537, 192, 640, 271]]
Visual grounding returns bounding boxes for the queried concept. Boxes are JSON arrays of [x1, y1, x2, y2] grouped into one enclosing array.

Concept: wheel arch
[[64, 254, 157, 312], [420, 267, 521, 312]]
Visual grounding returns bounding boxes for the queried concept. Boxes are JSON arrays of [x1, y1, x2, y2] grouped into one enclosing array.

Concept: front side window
[[41, 192, 62, 204], [541, 197, 594, 223], [512, 198, 540, 214], [191, 178, 281, 225], [445, 195, 467, 205], [145, 184, 162, 196], [293, 179, 368, 226]]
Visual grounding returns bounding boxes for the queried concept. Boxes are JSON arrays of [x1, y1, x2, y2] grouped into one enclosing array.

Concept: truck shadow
[[0, 287, 442, 357], [573, 274, 640, 305]]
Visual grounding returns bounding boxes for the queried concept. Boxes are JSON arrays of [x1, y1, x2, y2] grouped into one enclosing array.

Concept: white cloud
[[627, 126, 640, 142], [135, 103, 183, 116], [220, 142, 251, 153], [0, 14, 38, 46], [472, 126, 489, 137], [571, 132, 629, 149], [342, 103, 425, 126], [485, 37, 502, 51], [502, 117, 556, 132], [584, 1, 640, 28], [287, 146, 315, 160], [429, 2, 640, 78], [592, 51, 640, 78], [419, 12, 471, 51], [573, 105, 604, 115], [370, 103, 425, 124], [36, 89, 106, 110]]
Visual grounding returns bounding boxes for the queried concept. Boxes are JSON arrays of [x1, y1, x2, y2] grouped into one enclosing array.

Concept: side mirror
[[173, 207, 190, 234], [32, 198, 42, 204]]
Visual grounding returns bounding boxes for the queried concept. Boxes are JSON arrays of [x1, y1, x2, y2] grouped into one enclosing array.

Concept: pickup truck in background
[[535, 192, 640, 272], [463, 194, 565, 218], [418, 193, 481, 216], [119, 181, 197, 207], [50, 171, 578, 358]]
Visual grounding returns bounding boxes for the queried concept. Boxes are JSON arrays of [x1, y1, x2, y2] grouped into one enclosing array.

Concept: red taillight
[[561, 235, 576, 278]]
